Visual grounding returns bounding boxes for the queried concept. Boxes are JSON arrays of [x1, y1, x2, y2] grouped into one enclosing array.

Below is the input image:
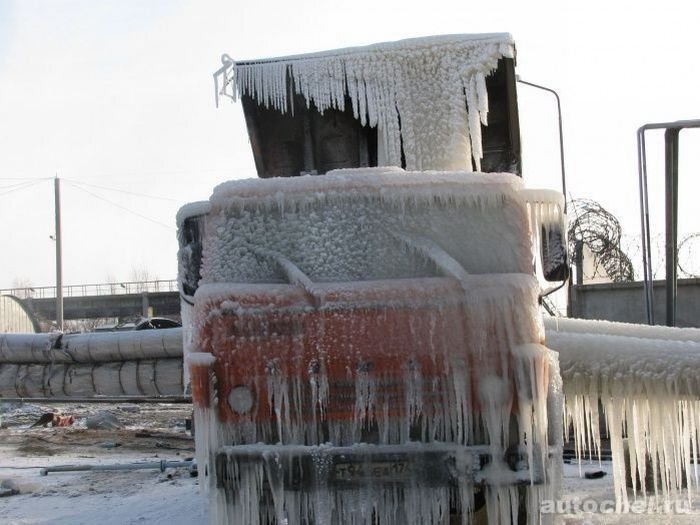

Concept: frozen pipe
[[0, 333, 60, 363], [547, 330, 700, 397], [0, 359, 184, 398], [0, 396, 190, 404], [0, 328, 184, 364], [544, 316, 700, 343], [40, 459, 194, 476], [546, 316, 700, 504], [61, 328, 182, 362]]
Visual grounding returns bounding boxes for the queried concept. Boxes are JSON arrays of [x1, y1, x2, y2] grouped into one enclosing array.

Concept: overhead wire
[[66, 166, 233, 179], [63, 178, 181, 202], [0, 178, 51, 197], [63, 180, 174, 231], [0, 177, 53, 181]]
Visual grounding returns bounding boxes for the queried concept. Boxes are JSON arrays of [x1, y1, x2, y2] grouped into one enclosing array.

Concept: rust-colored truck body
[[180, 34, 565, 524]]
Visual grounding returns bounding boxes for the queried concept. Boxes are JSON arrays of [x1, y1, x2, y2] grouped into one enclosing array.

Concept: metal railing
[[637, 119, 700, 326], [0, 279, 178, 300]]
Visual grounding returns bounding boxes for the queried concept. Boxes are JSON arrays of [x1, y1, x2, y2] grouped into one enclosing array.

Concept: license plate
[[334, 460, 412, 481]]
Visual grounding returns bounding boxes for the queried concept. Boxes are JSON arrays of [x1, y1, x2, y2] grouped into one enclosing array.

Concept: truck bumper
[[215, 442, 552, 491]]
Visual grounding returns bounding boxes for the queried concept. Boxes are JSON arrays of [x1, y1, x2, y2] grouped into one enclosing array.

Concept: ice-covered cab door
[[176, 201, 210, 394]]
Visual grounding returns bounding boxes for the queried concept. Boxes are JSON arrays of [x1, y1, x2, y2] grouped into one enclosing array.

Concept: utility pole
[[54, 175, 64, 331]]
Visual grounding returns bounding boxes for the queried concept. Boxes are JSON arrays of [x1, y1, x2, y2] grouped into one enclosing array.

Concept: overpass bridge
[[0, 280, 181, 324], [5, 278, 700, 329]]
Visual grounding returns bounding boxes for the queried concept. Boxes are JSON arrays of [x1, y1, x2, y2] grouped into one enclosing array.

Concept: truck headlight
[[228, 385, 254, 414]]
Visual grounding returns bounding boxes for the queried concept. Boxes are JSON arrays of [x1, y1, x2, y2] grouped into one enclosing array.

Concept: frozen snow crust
[[203, 168, 533, 285], [188, 168, 562, 524], [226, 34, 514, 171]]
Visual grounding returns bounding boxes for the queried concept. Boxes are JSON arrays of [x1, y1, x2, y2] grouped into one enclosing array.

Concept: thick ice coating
[[546, 318, 700, 509], [177, 201, 211, 393], [202, 169, 533, 285], [520, 189, 567, 280], [218, 34, 514, 171], [187, 168, 561, 524]]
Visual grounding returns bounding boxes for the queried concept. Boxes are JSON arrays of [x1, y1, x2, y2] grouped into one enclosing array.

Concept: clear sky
[[0, 0, 698, 289]]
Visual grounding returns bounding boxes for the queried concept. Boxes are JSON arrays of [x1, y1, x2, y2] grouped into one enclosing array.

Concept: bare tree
[[129, 264, 158, 293], [11, 278, 35, 299], [63, 318, 119, 333]]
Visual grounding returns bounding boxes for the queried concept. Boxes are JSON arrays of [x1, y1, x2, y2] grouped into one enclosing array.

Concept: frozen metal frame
[[637, 119, 700, 326]]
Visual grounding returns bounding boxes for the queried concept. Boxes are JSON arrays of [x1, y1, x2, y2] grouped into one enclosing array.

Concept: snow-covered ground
[[1, 467, 205, 525], [3, 401, 700, 524], [558, 460, 700, 524], [0, 402, 207, 524]]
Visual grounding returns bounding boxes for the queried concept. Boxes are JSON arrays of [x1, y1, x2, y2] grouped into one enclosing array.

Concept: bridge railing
[[0, 280, 178, 300]]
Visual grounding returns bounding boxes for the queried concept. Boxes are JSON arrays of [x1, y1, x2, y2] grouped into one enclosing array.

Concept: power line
[[67, 167, 235, 179], [0, 180, 38, 191], [64, 178, 181, 202], [0, 178, 51, 197], [63, 180, 174, 231], [0, 177, 53, 181], [0, 178, 51, 190]]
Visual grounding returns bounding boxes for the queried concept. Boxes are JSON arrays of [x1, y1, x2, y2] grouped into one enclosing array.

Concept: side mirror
[[541, 223, 569, 282], [521, 189, 569, 283], [177, 203, 210, 298]]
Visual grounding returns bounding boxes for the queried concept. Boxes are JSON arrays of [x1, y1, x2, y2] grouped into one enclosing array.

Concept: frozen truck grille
[[193, 276, 548, 450]]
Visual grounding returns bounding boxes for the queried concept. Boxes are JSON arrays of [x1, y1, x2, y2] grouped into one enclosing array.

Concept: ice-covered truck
[[178, 34, 567, 524]]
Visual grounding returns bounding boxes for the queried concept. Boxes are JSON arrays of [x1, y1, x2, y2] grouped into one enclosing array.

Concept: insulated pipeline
[[0, 359, 183, 398]]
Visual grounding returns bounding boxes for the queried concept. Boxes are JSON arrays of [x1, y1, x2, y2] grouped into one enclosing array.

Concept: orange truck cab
[[179, 34, 566, 525]]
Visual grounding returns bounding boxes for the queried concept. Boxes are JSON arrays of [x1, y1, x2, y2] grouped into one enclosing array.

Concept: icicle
[[548, 324, 700, 509], [475, 71, 489, 125], [466, 75, 483, 172], [187, 168, 560, 524], [227, 34, 514, 171]]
